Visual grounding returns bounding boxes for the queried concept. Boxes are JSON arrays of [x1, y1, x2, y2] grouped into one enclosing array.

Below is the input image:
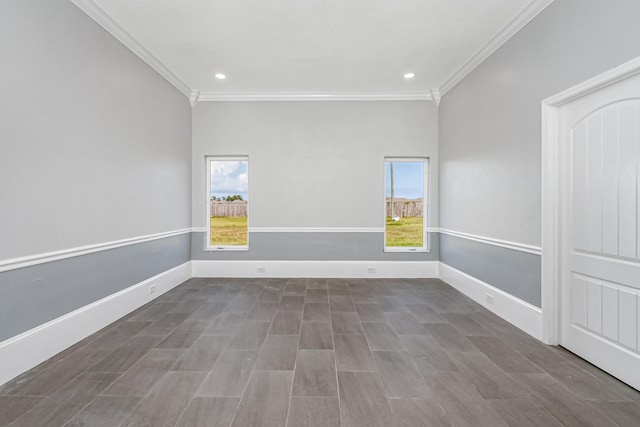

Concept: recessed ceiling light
[[214, 73, 226, 80], [403, 72, 415, 79]]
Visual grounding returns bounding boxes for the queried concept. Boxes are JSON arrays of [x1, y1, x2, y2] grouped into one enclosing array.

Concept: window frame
[[205, 155, 249, 251], [383, 157, 429, 253]]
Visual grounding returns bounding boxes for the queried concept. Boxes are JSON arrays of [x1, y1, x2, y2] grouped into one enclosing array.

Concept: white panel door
[[560, 71, 640, 390]]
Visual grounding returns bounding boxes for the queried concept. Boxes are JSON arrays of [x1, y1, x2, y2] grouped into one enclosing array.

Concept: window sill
[[205, 246, 249, 252], [384, 247, 429, 253]]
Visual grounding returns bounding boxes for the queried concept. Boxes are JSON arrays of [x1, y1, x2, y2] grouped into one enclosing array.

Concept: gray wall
[[0, 0, 192, 261], [440, 0, 640, 247], [439, 0, 640, 305], [0, 1, 192, 340], [192, 101, 438, 260]]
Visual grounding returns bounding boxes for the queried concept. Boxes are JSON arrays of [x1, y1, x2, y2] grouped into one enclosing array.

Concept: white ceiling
[[73, 0, 551, 99]]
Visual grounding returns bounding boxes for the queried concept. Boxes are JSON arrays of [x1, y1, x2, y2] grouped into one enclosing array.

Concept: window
[[206, 156, 249, 250], [384, 158, 428, 252]]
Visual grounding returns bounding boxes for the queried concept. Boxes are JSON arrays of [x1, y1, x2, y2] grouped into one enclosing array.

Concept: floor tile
[[172, 335, 230, 371], [305, 289, 329, 303], [299, 322, 334, 350], [287, 397, 341, 427], [331, 312, 364, 335], [386, 312, 427, 335], [373, 351, 431, 398], [197, 350, 259, 397], [255, 335, 299, 371], [271, 311, 302, 334], [102, 349, 183, 396], [389, 398, 450, 427], [279, 296, 305, 311], [329, 296, 356, 312], [245, 302, 279, 322], [230, 371, 293, 427], [175, 397, 240, 427], [361, 322, 404, 350], [303, 303, 331, 322], [228, 322, 271, 350], [334, 334, 376, 372], [292, 350, 338, 397], [337, 371, 395, 427], [65, 396, 142, 427], [122, 371, 205, 427], [354, 303, 386, 322]]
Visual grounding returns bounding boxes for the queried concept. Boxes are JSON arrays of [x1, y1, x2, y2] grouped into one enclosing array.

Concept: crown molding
[[195, 92, 432, 102], [439, 0, 555, 96], [70, 0, 191, 97]]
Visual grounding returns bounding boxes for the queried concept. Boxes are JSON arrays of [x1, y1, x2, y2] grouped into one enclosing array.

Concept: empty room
[[2, 0, 640, 426]]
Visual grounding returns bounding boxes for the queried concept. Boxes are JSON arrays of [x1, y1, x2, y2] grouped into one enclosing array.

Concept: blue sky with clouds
[[210, 160, 248, 200], [385, 161, 424, 199]]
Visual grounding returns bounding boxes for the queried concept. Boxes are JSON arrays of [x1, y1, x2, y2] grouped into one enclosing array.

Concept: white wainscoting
[[192, 260, 439, 279], [439, 263, 543, 341], [0, 262, 192, 387]]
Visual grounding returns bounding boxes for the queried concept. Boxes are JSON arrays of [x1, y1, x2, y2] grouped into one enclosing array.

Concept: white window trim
[[383, 157, 429, 253], [205, 155, 249, 251]]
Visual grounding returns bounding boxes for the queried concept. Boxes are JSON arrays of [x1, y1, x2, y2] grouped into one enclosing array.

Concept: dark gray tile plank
[[292, 350, 338, 397], [175, 397, 240, 427], [386, 312, 427, 335], [361, 322, 403, 350], [467, 336, 543, 374], [405, 304, 445, 323], [287, 397, 341, 427], [230, 371, 293, 427], [155, 328, 203, 349], [329, 296, 356, 312], [0, 396, 44, 426], [373, 351, 431, 398], [65, 396, 142, 427], [227, 322, 271, 350], [255, 335, 298, 371], [355, 303, 387, 322], [441, 313, 493, 336], [334, 334, 376, 372], [270, 311, 302, 334], [491, 398, 563, 427], [278, 296, 305, 311], [122, 371, 205, 427], [303, 303, 331, 322], [449, 352, 529, 400], [11, 372, 119, 427], [197, 350, 258, 397], [389, 398, 450, 427], [172, 335, 230, 371], [299, 322, 334, 350], [376, 296, 408, 312], [305, 289, 329, 303], [513, 373, 618, 427], [331, 312, 364, 335], [89, 335, 161, 373], [245, 302, 278, 322], [337, 371, 395, 427], [102, 349, 183, 396], [204, 311, 247, 335], [423, 323, 477, 352]]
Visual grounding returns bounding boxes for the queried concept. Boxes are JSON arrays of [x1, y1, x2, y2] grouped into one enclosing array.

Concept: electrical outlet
[[257, 267, 266, 273], [149, 284, 157, 295], [367, 267, 376, 274], [486, 293, 495, 305]]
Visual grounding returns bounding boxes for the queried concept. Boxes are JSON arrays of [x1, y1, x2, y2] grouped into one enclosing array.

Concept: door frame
[[541, 56, 640, 345]]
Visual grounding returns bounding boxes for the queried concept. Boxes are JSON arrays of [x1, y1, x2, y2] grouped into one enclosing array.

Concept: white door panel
[[560, 70, 640, 390]]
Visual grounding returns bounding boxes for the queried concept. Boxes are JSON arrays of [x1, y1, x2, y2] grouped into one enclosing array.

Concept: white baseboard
[[0, 262, 192, 387], [439, 262, 543, 341], [192, 260, 439, 279]]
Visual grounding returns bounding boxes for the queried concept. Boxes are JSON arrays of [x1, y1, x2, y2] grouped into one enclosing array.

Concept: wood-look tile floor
[[2, 278, 640, 426]]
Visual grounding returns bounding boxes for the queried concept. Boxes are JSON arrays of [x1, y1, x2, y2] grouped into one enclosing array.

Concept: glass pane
[[210, 159, 248, 246], [385, 160, 424, 247]]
